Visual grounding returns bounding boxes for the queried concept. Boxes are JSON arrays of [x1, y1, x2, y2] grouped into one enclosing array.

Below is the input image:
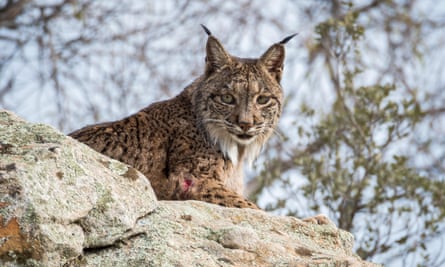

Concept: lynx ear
[[259, 33, 297, 83], [259, 44, 285, 83], [201, 25, 231, 74]]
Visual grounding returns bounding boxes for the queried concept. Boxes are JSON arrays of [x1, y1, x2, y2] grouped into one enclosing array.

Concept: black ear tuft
[[201, 24, 212, 36], [279, 33, 298, 44], [201, 24, 231, 74], [259, 33, 297, 82]]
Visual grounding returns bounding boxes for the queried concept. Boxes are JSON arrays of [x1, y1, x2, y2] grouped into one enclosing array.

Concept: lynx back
[[70, 26, 295, 208]]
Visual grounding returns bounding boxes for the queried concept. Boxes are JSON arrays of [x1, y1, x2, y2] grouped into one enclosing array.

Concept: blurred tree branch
[[1, 1, 445, 266]]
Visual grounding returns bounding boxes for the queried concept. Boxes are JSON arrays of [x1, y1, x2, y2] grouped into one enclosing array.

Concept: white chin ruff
[[207, 127, 263, 166]]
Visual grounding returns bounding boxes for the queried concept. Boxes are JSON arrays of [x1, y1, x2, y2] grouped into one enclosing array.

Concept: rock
[[0, 110, 380, 267], [0, 110, 157, 265]]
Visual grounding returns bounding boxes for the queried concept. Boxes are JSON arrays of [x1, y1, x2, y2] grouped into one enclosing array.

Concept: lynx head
[[192, 25, 295, 166]]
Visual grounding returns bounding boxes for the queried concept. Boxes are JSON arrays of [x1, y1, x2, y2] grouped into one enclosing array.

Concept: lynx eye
[[220, 94, 235, 104], [257, 95, 270, 105]]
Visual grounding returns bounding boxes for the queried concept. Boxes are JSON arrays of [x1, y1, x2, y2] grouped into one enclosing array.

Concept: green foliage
[[257, 2, 445, 265]]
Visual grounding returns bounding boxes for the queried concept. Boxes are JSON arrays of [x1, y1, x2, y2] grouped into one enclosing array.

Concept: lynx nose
[[238, 121, 253, 132]]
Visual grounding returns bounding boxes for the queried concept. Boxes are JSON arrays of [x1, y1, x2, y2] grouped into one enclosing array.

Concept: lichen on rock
[[0, 110, 157, 265], [0, 110, 380, 266]]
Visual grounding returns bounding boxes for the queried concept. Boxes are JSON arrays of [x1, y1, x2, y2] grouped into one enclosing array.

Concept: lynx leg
[[173, 175, 259, 209]]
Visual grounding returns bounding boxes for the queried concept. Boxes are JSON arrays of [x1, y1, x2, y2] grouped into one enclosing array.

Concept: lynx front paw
[[199, 190, 259, 209], [225, 198, 259, 209], [186, 179, 259, 209]]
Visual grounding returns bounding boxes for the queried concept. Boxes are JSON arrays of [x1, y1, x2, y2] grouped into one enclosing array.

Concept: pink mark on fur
[[183, 178, 193, 191]]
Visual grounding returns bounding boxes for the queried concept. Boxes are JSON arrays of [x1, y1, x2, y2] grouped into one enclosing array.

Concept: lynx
[[70, 25, 296, 209]]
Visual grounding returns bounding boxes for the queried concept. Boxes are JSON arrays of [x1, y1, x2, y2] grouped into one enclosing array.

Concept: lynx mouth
[[236, 134, 254, 140]]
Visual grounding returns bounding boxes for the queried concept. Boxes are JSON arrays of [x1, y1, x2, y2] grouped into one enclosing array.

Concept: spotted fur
[[70, 27, 294, 209]]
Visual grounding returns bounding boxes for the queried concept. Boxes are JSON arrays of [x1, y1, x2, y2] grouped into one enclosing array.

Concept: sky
[[1, 1, 445, 266]]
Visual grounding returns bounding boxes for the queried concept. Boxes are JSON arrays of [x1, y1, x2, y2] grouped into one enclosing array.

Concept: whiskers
[[271, 126, 284, 141], [202, 118, 231, 144], [203, 118, 276, 167], [202, 118, 226, 124]]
